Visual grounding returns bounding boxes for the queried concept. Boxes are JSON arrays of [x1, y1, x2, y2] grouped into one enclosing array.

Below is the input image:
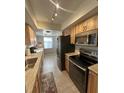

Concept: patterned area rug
[[41, 72, 58, 93]]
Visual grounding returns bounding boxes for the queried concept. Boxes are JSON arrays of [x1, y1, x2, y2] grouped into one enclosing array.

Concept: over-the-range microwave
[[75, 29, 98, 46]]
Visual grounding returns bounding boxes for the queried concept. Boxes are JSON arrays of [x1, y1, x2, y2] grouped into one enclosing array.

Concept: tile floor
[[42, 53, 80, 93]]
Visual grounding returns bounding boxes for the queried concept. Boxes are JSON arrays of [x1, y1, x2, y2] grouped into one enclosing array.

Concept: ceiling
[[28, 0, 84, 24], [36, 29, 62, 36], [26, 0, 98, 31]]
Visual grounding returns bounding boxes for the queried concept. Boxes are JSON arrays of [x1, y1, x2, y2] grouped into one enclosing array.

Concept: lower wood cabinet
[[37, 71, 41, 93], [32, 55, 43, 93], [32, 75, 39, 93], [87, 70, 98, 93], [32, 72, 41, 93], [65, 58, 69, 72]]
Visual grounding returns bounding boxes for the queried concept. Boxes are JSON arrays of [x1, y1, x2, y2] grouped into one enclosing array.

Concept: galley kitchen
[[25, 0, 98, 93]]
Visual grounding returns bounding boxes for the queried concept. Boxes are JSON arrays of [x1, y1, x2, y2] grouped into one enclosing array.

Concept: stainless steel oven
[[69, 59, 88, 93], [69, 48, 98, 93]]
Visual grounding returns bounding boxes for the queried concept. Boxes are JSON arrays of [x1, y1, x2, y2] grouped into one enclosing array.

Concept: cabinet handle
[[69, 59, 86, 71]]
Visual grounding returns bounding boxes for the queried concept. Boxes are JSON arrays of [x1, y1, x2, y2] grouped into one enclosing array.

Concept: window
[[44, 37, 53, 49]]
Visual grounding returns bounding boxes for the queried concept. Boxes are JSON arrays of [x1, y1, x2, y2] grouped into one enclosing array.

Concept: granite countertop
[[88, 64, 98, 74], [65, 50, 80, 61], [25, 51, 43, 93], [65, 51, 80, 57], [34, 48, 43, 53]]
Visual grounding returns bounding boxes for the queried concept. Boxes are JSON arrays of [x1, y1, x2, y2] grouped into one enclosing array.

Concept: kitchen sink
[[25, 58, 37, 71]]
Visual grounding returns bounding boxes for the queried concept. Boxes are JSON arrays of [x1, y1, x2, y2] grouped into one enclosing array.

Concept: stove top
[[69, 54, 97, 69]]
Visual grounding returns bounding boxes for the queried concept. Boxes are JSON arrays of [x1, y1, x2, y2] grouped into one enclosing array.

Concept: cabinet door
[[25, 25, 31, 45], [75, 24, 79, 34], [79, 22, 83, 33], [65, 59, 69, 72], [32, 75, 40, 93], [25, 24, 37, 46], [37, 70, 41, 93], [87, 71, 98, 93], [94, 15, 98, 29], [70, 27, 75, 44], [82, 20, 88, 32], [87, 15, 98, 31]]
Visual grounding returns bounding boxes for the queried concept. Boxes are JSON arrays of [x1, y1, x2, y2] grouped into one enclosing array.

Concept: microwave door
[[88, 33, 97, 45]]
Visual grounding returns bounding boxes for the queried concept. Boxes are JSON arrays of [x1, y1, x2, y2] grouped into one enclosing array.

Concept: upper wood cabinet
[[70, 26, 75, 44], [86, 15, 98, 31], [77, 15, 98, 34], [62, 15, 98, 44], [25, 25, 31, 45], [79, 22, 83, 33], [25, 24, 37, 46]]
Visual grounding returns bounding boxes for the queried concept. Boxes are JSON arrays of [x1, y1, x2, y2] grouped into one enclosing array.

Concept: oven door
[[69, 60, 88, 93]]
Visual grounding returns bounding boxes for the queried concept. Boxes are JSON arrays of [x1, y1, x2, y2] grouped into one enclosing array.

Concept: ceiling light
[[46, 31, 51, 33], [56, 3, 59, 9], [52, 17, 54, 21], [55, 13, 58, 16], [49, 0, 74, 13]]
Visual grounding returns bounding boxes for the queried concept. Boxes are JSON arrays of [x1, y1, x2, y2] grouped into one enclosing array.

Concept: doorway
[[43, 36, 57, 54]]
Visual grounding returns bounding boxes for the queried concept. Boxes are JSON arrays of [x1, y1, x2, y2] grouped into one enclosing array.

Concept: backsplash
[[75, 45, 98, 57]]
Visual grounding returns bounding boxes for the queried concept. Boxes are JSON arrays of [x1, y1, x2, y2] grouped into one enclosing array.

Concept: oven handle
[[69, 59, 86, 71]]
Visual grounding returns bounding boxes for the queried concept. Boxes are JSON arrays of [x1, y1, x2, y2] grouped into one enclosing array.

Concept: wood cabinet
[[65, 56, 69, 72], [63, 15, 98, 44], [32, 75, 40, 93], [79, 22, 83, 33], [87, 70, 98, 93], [32, 67, 43, 92], [86, 15, 98, 31], [25, 52, 44, 93], [82, 20, 88, 32], [32, 54, 43, 93], [25, 25, 31, 45], [25, 24, 37, 46], [70, 26, 75, 44], [75, 24, 79, 34]]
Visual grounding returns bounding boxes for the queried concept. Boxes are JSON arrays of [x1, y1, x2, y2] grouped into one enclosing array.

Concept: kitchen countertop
[[65, 51, 80, 57], [88, 64, 98, 74], [25, 51, 43, 93]]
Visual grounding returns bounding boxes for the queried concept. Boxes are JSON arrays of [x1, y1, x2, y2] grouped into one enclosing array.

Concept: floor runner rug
[[41, 72, 58, 93]]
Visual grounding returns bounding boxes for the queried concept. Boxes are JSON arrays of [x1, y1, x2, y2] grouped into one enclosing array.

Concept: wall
[[25, 0, 38, 29], [37, 21, 61, 31], [25, 9, 37, 31]]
